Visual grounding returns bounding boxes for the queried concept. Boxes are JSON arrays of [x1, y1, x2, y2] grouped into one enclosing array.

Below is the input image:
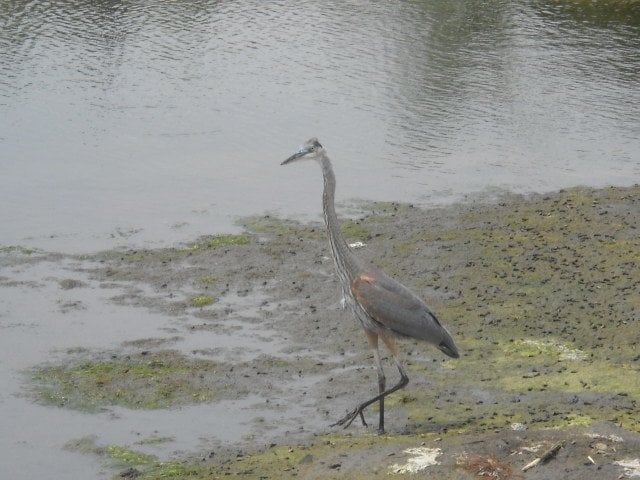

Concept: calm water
[[1, 0, 639, 252]]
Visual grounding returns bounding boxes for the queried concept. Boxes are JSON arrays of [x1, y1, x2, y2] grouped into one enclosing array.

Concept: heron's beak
[[281, 147, 310, 165]]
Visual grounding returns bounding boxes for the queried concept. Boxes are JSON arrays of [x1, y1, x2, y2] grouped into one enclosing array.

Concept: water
[[1, 0, 639, 252]]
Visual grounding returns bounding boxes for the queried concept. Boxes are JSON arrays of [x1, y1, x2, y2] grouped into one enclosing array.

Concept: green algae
[[95, 234, 251, 267], [178, 234, 251, 252], [363, 200, 416, 218], [0, 245, 40, 255], [243, 214, 370, 241], [505, 339, 588, 360], [31, 350, 218, 411], [135, 436, 175, 446], [241, 214, 370, 252], [140, 461, 206, 478], [65, 437, 182, 476], [189, 294, 217, 307], [106, 445, 156, 467], [241, 215, 324, 239], [259, 355, 291, 369], [197, 275, 217, 285], [393, 242, 416, 256], [340, 221, 369, 240]]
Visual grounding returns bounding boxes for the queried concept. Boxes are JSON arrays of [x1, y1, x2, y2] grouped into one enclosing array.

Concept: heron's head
[[281, 138, 324, 165]]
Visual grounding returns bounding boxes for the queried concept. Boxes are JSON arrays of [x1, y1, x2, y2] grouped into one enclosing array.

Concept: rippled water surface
[[1, 0, 639, 251]]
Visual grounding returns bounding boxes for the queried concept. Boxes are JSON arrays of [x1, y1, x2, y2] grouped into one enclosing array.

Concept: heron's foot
[[331, 407, 367, 429]]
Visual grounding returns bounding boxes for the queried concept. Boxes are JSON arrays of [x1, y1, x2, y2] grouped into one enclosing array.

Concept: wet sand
[[1, 185, 639, 479]]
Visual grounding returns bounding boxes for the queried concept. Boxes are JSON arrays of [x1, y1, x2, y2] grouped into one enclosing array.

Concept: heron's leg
[[332, 333, 409, 434], [368, 331, 387, 434], [380, 334, 409, 394]]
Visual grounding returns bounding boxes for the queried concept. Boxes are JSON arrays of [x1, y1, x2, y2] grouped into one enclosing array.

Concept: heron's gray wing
[[351, 272, 459, 357]]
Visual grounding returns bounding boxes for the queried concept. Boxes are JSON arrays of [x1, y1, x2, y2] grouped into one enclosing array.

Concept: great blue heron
[[282, 138, 459, 434]]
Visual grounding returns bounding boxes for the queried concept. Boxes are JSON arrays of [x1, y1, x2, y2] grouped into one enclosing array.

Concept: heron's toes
[[331, 408, 367, 429]]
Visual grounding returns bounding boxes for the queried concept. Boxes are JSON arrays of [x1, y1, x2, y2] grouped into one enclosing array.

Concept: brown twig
[[522, 441, 564, 472]]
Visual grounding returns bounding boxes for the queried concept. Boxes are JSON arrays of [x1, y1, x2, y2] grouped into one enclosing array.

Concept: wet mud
[[1, 185, 639, 479]]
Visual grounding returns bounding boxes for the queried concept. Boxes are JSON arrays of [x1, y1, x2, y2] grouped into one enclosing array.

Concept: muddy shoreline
[[1, 185, 639, 479]]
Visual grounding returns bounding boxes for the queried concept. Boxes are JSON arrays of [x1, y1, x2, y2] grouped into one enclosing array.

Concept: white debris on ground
[[388, 447, 442, 474], [585, 432, 624, 443], [520, 339, 588, 360], [510, 422, 527, 431], [614, 459, 640, 478]]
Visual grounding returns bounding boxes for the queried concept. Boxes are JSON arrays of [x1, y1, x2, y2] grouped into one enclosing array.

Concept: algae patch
[[106, 444, 156, 468], [31, 350, 218, 411], [241, 215, 324, 240], [65, 436, 194, 477], [189, 294, 217, 307], [507, 339, 588, 360], [178, 234, 251, 252], [340, 221, 369, 240], [0, 245, 41, 255], [93, 233, 251, 267]]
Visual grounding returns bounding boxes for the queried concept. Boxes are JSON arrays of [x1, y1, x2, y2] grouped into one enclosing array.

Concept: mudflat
[[2, 185, 639, 479]]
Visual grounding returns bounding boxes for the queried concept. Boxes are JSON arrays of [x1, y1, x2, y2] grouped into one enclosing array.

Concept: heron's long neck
[[319, 155, 359, 283]]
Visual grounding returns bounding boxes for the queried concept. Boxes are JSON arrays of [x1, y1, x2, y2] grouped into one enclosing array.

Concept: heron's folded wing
[[350, 274, 444, 341]]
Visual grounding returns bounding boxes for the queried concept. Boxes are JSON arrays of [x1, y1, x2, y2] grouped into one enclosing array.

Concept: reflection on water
[[0, 0, 639, 251]]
